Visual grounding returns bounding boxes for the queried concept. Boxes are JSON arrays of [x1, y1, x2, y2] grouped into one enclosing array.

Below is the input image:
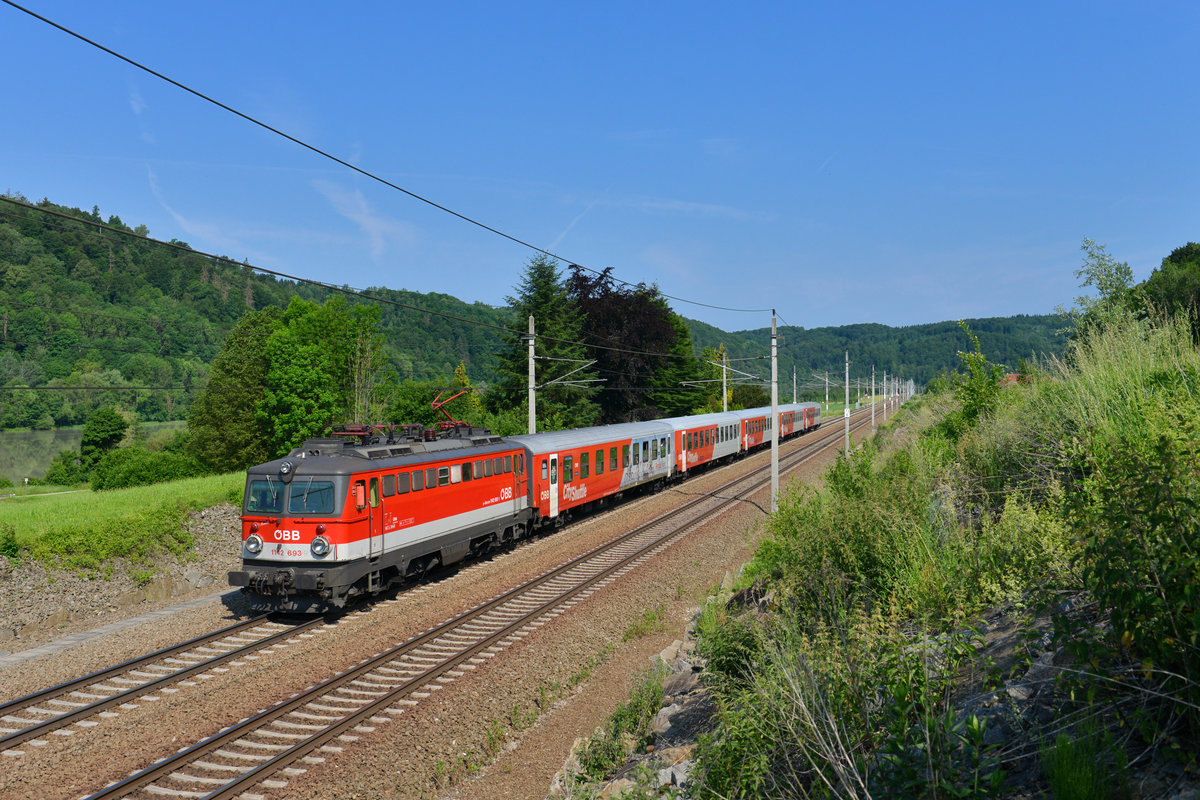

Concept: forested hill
[[0, 195, 510, 430], [1, 193, 1066, 431], [687, 314, 1069, 387]]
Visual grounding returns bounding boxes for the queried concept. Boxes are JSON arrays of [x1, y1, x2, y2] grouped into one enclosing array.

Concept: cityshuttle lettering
[[563, 484, 588, 502]]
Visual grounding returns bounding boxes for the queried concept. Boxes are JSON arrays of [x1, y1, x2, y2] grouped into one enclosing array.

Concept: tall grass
[[0, 472, 243, 571], [691, 312, 1200, 797]]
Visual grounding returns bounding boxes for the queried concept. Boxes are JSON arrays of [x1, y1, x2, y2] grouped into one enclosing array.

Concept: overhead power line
[[2, 0, 770, 316], [0, 196, 733, 365]]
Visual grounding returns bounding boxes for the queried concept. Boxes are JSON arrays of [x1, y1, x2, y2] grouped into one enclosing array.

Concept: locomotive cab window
[[246, 479, 283, 514], [369, 477, 380, 508], [287, 478, 336, 515]]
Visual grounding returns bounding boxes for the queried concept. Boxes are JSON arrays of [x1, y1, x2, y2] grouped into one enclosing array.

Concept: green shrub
[[0, 524, 20, 561], [43, 448, 86, 486], [91, 446, 207, 490], [0, 476, 12, 489]]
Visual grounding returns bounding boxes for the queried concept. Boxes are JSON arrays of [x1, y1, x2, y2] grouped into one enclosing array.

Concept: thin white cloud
[[312, 180, 416, 259], [146, 166, 272, 262], [129, 90, 146, 116], [701, 138, 740, 158]]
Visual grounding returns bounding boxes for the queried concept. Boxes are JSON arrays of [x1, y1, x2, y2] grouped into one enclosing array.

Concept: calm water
[[0, 422, 186, 484]]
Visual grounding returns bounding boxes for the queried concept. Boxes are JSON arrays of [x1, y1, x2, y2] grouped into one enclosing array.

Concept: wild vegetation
[[670, 242, 1200, 798]]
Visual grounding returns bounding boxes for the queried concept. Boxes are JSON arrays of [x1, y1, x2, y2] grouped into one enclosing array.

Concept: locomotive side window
[[484, 460, 493, 477], [246, 479, 283, 514], [580, 452, 589, 479], [425, 467, 437, 489], [505, 455, 512, 473], [411, 471, 424, 491], [369, 477, 380, 508], [439, 466, 450, 486], [610, 447, 617, 472], [287, 479, 336, 514], [383, 474, 395, 497], [461, 462, 471, 482], [474, 460, 484, 479], [450, 464, 462, 484], [494, 457, 504, 474], [396, 472, 409, 494]]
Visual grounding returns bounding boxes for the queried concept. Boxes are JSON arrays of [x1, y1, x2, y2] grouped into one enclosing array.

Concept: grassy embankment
[[578, 312, 1197, 799], [0, 473, 243, 579]]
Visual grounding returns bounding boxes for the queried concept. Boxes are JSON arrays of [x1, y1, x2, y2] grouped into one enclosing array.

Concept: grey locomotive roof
[[248, 437, 520, 478], [508, 420, 673, 454]]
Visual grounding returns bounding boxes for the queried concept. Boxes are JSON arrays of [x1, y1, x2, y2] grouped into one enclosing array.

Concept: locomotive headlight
[[280, 460, 293, 476], [310, 535, 331, 557], [245, 534, 264, 555]]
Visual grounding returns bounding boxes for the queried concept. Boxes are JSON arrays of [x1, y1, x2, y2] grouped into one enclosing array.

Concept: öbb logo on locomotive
[[229, 403, 821, 612]]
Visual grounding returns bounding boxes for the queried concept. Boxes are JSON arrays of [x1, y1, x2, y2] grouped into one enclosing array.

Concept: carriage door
[[368, 477, 383, 559], [548, 455, 559, 518]]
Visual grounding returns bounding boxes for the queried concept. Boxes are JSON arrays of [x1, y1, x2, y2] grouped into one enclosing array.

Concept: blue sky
[[2, 1, 1196, 332]]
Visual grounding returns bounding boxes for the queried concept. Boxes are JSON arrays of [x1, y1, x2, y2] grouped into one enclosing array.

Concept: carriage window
[[425, 467, 437, 488], [247, 479, 283, 514], [580, 452, 589, 479], [439, 466, 450, 486], [622, 445, 630, 467], [541, 459, 548, 480], [505, 455, 513, 473], [596, 449, 604, 475], [642, 441, 649, 462], [396, 472, 409, 494], [564, 455, 574, 482], [632, 445, 639, 465], [610, 447, 618, 472], [651, 439, 658, 459], [662, 437, 668, 454], [551, 459, 558, 483], [450, 464, 462, 484], [383, 474, 396, 497], [284, 478, 335, 514]]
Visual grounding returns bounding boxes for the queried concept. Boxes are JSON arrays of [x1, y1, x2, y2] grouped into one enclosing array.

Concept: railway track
[[82, 410, 874, 800], [0, 615, 327, 753]]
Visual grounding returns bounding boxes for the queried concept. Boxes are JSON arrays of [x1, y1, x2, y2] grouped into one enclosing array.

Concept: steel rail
[[84, 408, 875, 800], [0, 615, 323, 751]]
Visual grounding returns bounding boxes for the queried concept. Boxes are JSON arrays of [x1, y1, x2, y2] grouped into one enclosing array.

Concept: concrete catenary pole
[[527, 315, 536, 435], [771, 311, 779, 513], [722, 351, 728, 413], [844, 350, 850, 454], [871, 364, 876, 433]]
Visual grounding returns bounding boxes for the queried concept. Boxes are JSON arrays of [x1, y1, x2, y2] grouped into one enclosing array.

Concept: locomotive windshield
[[287, 478, 336, 514], [246, 479, 283, 514]]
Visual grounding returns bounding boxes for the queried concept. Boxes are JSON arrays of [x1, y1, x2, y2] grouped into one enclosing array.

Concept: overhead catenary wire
[[2, 0, 770, 316]]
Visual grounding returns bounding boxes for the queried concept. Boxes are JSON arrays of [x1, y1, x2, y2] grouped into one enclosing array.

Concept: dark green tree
[[189, 306, 282, 472], [1139, 242, 1200, 338], [487, 256, 599, 431], [80, 406, 128, 467]]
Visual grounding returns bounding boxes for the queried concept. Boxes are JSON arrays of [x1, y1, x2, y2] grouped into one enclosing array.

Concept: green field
[[0, 472, 243, 574]]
